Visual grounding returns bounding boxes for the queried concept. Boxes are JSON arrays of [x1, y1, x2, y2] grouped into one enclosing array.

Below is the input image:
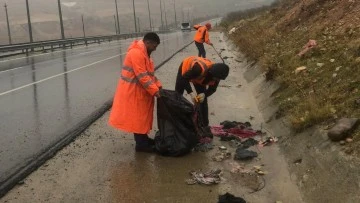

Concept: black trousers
[[195, 41, 206, 58], [134, 133, 149, 147], [175, 78, 209, 126]]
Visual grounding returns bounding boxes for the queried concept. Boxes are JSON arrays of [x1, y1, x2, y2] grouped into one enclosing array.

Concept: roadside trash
[[200, 137, 213, 144], [253, 166, 267, 175], [155, 90, 198, 156], [294, 66, 307, 74], [186, 169, 222, 185], [238, 138, 258, 149], [212, 151, 231, 162], [219, 146, 227, 150], [194, 143, 214, 152], [220, 135, 238, 141], [228, 27, 237, 35], [218, 192, 246, 203], [234, 148, 258, 160], [259, 137, 278, 147], [297, 39, 317, 56], [211, 125, 260, 139]]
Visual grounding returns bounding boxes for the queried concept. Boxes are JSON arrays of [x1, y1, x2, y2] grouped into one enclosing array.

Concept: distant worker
[[175, 56, 229, 126], [193, 23, 213, 58], [109, 32, 162, 153]]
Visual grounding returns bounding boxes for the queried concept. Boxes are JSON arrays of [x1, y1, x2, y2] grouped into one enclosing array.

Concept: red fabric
[[210, 125, 258, 139]]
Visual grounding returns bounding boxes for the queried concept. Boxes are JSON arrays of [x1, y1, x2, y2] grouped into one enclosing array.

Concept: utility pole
[[114, 0, 120, 34], [113, 15, 118, 34], [132, 0, 137, 32], [137, 17, 140, 32], [163, 0, 168, 30], [147, 0, 152, 31], [57, 0, 65, 39], [173, 0, 177, 28], [81, 15, 86, 38], [181, 8, 184, 23], [160, 0, 164, 30], [4, 3, 12, 44], [187, 9, 190, 22], [25, 0, 33, 43]]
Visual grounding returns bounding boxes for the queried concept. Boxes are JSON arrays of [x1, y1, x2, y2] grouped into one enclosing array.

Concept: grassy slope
[[222, 0, 360, 148]]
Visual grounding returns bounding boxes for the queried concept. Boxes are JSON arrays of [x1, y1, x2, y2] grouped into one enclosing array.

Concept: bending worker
[[193, 23, 213, 58], [109, 32, 162, 153], [175, 56, 229, 126]]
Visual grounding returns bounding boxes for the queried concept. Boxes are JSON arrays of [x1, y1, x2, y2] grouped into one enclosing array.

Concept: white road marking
[[0, 54, 125, 97]]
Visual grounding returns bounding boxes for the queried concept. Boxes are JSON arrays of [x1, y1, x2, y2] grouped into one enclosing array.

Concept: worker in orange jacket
[[175, 56, 229, 126], [109, 33, 162, 153], [193, 23, 213, 58]]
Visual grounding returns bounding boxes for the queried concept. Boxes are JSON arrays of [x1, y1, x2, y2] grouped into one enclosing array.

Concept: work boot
[[147, 137, 155, 146], [134, 134, 155, 153]]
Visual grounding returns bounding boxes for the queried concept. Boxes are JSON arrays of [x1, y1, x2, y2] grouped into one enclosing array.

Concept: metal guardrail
[[0, 31, 170, 54]]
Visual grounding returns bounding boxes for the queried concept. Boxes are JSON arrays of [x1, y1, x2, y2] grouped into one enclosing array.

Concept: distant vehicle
[[181, 22, 191, 31]]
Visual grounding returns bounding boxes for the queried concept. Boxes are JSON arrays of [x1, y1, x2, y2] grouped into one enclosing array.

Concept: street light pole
[[160, 0, 164, 30], [114, 0, 120, 34], [81, 15, 86, 38], [147, 0, 152, 31], [132, 0, 137, 32], [173, 0, 177, 28], [137, 17, 140, 32], [113, 15, 118, 34], [25, 0, 33, 43], [4, 3, 12, 44], [57, 0, 65, 39], [163, 0, 168, 30]]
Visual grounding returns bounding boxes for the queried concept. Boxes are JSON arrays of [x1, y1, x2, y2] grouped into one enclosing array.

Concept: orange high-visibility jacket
[[109, 40, 162, 134], [181, 56, 216, 86], [193, 25, 210, 44]]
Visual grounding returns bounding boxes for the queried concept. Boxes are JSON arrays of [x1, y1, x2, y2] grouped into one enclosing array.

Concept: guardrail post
[[85, 40, 88, 46]]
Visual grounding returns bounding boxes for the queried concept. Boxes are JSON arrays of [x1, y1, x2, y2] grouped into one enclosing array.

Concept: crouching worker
[[109, 32, 162, 153], [175, 56, 229, 126]]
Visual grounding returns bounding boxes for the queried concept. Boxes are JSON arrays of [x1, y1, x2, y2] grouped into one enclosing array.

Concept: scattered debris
[[212, 151, 231, 162], [259, 137, 278, 146], [340, 140, 346, 145], [219, 84, 232, 88], [297, 39, 317, 56], [294, 66, 307, 74], [211, 121, 263, 139], [218, 193, 246, 203], [194, 143, 214, 152], [249, 116, 254, 120], [239, 138, 258, 149], [328, 118, 359, 141], [219, 146, 227, 150], [235, 59, 243, 63], [186, 169, 222, 185], [346, 138, 353, 143], [317, 63, 325, 67], [293, 158, 302, 165], [234, 148, 258, 160], [210, 112, 215, 116], [330, 59, 335, 63], [228, 27, 237, 35]]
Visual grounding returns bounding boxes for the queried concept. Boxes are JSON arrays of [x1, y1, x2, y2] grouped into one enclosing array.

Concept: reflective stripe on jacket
[[193, 25, 210, 44], [181, 56, 216, 86], [109, 40, 162, 134]]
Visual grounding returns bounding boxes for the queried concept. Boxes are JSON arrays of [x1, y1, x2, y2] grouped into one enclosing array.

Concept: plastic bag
[[155, 90, 198, 156]]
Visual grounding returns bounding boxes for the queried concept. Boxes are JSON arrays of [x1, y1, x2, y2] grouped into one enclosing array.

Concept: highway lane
[[0, 31, 194, 187]]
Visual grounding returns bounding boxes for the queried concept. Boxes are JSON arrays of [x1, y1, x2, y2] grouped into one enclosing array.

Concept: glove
[[190, 92, 198, 103], [197, 93, 205, 103]]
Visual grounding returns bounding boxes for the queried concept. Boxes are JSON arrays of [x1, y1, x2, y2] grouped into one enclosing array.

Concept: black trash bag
[[155, 89, 198, 156], [218, 193, 246, 203], [234, 148, 258, 160]]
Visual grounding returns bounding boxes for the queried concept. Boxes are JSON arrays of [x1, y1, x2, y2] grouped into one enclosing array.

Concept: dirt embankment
[[221, 0, 360, 202]]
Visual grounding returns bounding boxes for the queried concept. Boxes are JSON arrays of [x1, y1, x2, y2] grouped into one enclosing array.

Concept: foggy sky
[[0, 0, 274, 44]]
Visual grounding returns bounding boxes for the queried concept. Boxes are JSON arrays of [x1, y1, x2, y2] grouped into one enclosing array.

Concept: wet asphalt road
[[0, 31, 194, 186]]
